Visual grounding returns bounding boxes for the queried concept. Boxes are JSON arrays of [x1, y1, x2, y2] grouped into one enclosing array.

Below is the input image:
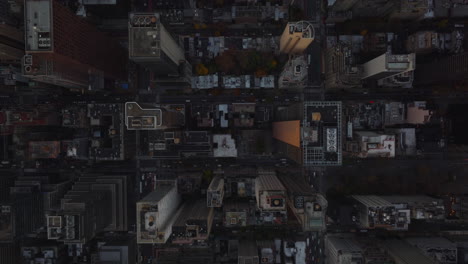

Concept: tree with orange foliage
[[195, 64, 209, 76], [255, 69, 267, 77]]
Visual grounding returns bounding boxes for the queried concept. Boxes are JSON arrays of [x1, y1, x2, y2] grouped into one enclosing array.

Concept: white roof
[[213, 134, 238, 157]]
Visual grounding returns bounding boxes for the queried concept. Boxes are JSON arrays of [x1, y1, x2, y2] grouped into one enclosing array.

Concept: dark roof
[[174, 200, 210, 227], [277, 172, 314, 196], [140, 186, 174, 203]]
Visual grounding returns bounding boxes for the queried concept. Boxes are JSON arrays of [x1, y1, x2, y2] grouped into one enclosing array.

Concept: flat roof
[[303, 101, 342, 166], [383, 240, 437, 264], [125, 102, 162, 130], [213, 134, 237, 157]]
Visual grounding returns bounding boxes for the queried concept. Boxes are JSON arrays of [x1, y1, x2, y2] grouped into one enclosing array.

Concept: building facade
[[23, 0, 127, 90]]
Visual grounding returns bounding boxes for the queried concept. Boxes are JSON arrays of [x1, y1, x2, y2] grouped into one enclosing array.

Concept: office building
[[172, 200, 214, 244], [0, 242, 19, 264], [273, 101, 342, 166], [382, 240, 437, 264], [207, 176, 224, 207], [125, 102, 185, 130], [255, 168, 287, 225], [280, 21, 315, 54], [405, 237, 457, 264], [6, 182, 45, 240], [352, 195, 410, 231], [0, 170, 15, 203], [278, 172, 327, 231], [23, 0, 127, 90], [136, 184, 181, 244], [255, 169, 286, 212], [415, 52, 468, 86], [129, 13, 186, 77], [325, 235, 364, 264], [88, 104, 134, 161], [0, 18, 24, 65], [46, 173, 128, 247], [362, 52, 416, 88]]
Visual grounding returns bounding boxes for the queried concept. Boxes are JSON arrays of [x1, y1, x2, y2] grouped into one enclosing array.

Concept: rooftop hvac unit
[[65, 215, 75, 227], [48, 227, 62, 239], [24, 55, 33, 66], [65, 227, 75, 240], [1, 205, 10, 213], [326, 128, 337, 152], [294, 196, 304, 208]]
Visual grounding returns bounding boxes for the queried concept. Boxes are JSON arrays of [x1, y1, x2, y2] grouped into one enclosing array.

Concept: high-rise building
[[207, 176, 224, 207], [280, 21, 315, 55], [405, 237, 457, 264], [9, 183, 45, 239], [273, 102, 342, 166], [415, 52, 468, 87], [128, 13, 186, 77], [362, 52, 416, 88], [23, 0, 127, 90], [382, 240, 437, 264], [325, 235, 364, 264], [46, 173, 128, 247], [136, 184, 181, 244], [0, 0, 24, 65], [172, 200, 214, 244], [0, 241, 19, 264], [352, 195, 410, 231], [278, 172, 327, 231], [255, 168, 287, 225]]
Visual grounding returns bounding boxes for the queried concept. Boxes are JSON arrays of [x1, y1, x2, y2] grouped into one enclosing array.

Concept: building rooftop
[[303, 101, 342, 166], [139, 185, 175, 203], [213, 134, 237, 157], [88, 103, 125, 161], [257, 168, 285, 191], [383, 240, 438, 264], [232, 103, 255, 127], [125, 102, 162, 130], [279, 55, 308, 89]]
